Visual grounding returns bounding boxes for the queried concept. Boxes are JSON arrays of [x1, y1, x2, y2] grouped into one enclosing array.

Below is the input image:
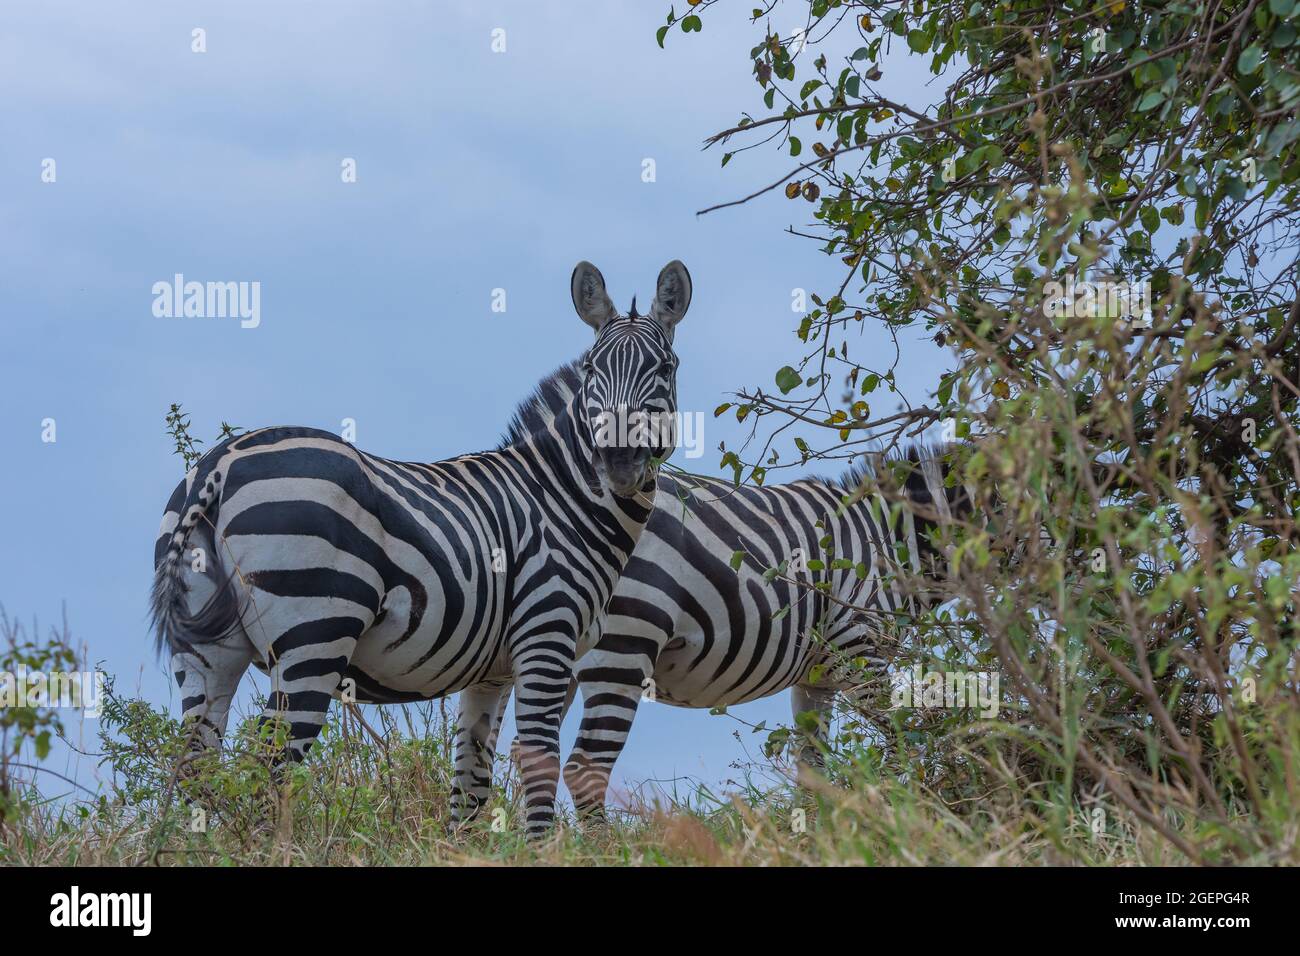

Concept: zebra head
[[847, 444, 978, 604], [571, 260, 692, 497], [892, 445, 982, 608]]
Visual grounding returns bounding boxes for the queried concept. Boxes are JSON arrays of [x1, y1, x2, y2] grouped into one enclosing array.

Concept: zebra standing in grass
[[559, 445, 971, 816], [151, 260, 693, 836]]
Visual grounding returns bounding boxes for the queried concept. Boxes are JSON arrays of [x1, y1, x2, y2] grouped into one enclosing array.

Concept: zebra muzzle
[[598, 446, 652, 497]]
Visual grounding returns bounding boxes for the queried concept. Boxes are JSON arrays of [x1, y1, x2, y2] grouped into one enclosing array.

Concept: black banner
[[0, 865, 1277, 942]]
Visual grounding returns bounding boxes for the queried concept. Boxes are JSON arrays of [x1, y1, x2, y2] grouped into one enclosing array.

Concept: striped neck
[[557, 389, 604, 498]]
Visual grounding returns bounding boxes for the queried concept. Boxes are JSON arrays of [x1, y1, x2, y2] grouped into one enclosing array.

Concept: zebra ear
[[572, 261, 616, 331], [649, 260, 692, 332]]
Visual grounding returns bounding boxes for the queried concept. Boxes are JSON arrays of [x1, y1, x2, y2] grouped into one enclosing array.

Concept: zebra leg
[[508, 675, 577, 772], [450, 681, 509, 828], [164, 518, 256, 766], [171, 636, 255, 765], [256, 616, 363, 763], [791, 683, 836, 776], [563, 639, 657, 821], [510, 641, 576, 839], [484, 683, 512, 752], [829, 623, 898, 771]]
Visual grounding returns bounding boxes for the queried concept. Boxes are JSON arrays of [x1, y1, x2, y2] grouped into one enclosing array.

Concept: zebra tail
[[150, 464, 244, 659]]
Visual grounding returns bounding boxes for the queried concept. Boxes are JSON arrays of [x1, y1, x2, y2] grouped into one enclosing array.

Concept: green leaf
[[730, 550, 745, 571], [907, 30, 931, 54], [775, 365, 802, 393], [681, 15, 702, 33], [795, 709, 821, 731], [937, 373, 954, 406], [656, 25, 669, 48], [1137, 89, 1165, 111], [1237, 44, 1263, 75]]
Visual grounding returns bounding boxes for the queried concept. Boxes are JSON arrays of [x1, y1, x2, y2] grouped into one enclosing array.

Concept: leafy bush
[[0, 609, 80, 825]]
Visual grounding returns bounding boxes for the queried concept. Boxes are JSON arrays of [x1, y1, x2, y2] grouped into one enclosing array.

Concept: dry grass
[[0, 692, 1225, 867]]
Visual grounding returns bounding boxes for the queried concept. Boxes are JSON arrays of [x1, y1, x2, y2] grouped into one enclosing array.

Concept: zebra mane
[[834, 440, 953, 492], [497, 360, 584, 449]]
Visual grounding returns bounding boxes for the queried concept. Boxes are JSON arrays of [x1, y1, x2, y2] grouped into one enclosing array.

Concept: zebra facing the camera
[[150, 260, 692, 837]]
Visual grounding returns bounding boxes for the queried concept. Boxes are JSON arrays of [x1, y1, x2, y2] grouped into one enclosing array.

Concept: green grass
[[0, 690, 1239, 866]]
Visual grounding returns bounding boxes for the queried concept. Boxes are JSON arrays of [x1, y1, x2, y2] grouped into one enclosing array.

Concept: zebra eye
[[659, 361, 675, 376]]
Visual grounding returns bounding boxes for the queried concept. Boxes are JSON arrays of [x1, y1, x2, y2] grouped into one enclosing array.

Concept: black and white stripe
[[151, 260, 692, 836], [560, 445, 970, 815]]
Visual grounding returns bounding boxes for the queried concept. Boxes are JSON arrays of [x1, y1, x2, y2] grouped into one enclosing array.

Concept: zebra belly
[[347, 578, 510, 700], [649, 625, 808, 709]]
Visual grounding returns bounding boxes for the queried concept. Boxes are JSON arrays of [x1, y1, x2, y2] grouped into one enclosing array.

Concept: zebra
[[557, 444, 972, 817], [150, 259, 693, 837]]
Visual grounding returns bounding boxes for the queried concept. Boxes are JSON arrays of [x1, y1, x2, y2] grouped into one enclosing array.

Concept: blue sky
[[0, 1, 943, 805]]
